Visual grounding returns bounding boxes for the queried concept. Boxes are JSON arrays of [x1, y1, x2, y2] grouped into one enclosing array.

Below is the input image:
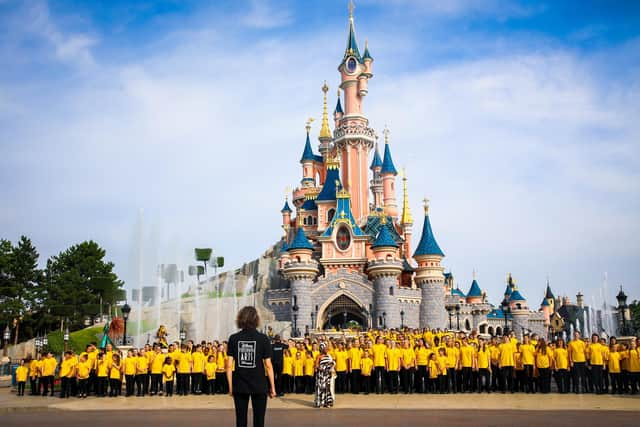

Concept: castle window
[[389, 286, 394, 296], [303, 217, 307, 225], [328, 208, 335, 222]]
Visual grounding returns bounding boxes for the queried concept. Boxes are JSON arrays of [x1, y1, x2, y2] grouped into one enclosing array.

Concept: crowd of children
[[12, 328, 640, 399]]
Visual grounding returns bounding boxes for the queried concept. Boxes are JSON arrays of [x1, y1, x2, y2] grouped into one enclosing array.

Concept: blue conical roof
[[363, 44, 372, 61], [334, 97, 343, 114], [281, 200, 292, 213], [509, 290, 526, 302], [370, 144, 382, 170], [288, 227, 313, 251], [541, 297, 550, 307], [452, 288, 466, 297], [504, 285, 513, 296], [301, 198, 317, 211], [413, 213, 444, 257], [371, 223, 398, 249], [300, 133, 316, 163], [343, 15, 361, 61], [467, 279, 482, 297], [381, 142, 397, 175], [545, 283, 554, 299], [317, 167, 341, 201]]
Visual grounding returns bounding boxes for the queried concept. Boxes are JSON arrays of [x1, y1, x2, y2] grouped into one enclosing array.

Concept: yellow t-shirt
[[293, 358, 304, 377], [535, 348, 553, 369], [335, 350, 349, 372], [216, 352, 226, 373], [16, 366, 28, 382], [124, 356, 137, 376], [59, 358, 73, 378], [477, 349, 490, 369], [77, 361, 91, 379], [628, 349, 640, 372], [304, 358, 315, 376], [372, 344, 387, 367], [554, 348, 569, 370], [97, 360, 109, 377], [402, 348, 416, 367], [29, 360, 39, 377], [499, 343, 515, 367], [110, 364, 122, 380], [446, 347, 459, 369], [162, 364, 175, 382], [42, 358, 57, 377], [415, 347, 430, 366], [361, 357, 373, 376], [137, 355, 150, 374], [282, 356, 293, 376], [386, 348, 402, 371], [348, 348, 362, 370], [428, 359, 439, 379], [177, 351, 192, 374], [460, 345, 475, 368], [150, 353, 165, 375], [568, 340, 586, 363], [192, 352, 205, 373], [608, 352, 621, 373], [490, 345, 501, 364], [588, 343, 605, 366], [205, 361, 217, 380], [437, 356, 448, 375], [87, 351, 98, 370], [520, 344, 535, 366]]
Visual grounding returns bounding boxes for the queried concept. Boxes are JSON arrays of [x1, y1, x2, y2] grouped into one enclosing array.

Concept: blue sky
[[1, 0, 639, 308]]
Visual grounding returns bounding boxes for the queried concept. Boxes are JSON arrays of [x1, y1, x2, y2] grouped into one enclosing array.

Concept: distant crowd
[[12, 328, 640, 398]]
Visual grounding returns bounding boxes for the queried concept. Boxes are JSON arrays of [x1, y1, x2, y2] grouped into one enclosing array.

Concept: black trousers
[[29, 377, 38, 395], [17, 381, 25, 396], [416, 366, 428, 393], [556, 369, 570, 393], [361, 375, 371, 393], [351, 369, 361, 394], [609, 372, 622, 394], [572, 362, 587, 392], [125, 375, 135, 396], [97, 377, 108, 396], [336, 371, 347, 393], [491, 364, 500, 391], [151, 373, 163, 394], [400, 368, 414, 393], [501, 366, 513, 392], [478, 368, 490, 392], [136, 373, 149, 396], [78, 378, 88, 396], [523, 365, 534, 392], [165, 380, 174, 396], [294, 376, 305, 394], [273, 364, 283, 395], [60, 377, 70, 398], [233, 393, 267, 427], [462, 367, 473, 391], [177, 373, 190, 395], [538, 368, 551, 393], [447, 368, 456, 393], [42, 375, 54, 396], [109, 379, 121, 396], [374, 367, 385, 394], [191, 373, 202, 394], [591, 365, 604, 393], [387, 370, 399, 393]]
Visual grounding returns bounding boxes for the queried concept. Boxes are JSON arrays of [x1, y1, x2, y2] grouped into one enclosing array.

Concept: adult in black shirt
[[226, 306, 276, 427], [271, 335, 289, 396]]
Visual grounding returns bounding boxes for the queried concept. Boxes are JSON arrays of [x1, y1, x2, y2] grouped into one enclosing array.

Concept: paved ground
[[2, 409, 639, 427]]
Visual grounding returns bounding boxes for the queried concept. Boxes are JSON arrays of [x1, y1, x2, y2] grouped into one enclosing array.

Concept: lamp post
[[342, 311, 348, 330], [310, 312, 315, 330], [616, 287, 629, 336], [121, 302, 131, 346], [179, 327, 187, 345], [382, 312, 387, 329], [35, 335, 42, 357], [455, 304, 461, 331], [63, 326, 70, 352], [446, 306, 453, 330], [3, 326, 11, 357], [292, 304, 299, 338], [42, 334, 48, 349], [400, 310, 405, 329]]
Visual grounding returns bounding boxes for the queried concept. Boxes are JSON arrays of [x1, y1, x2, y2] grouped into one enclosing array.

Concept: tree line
[[0, 236, 124, 345]]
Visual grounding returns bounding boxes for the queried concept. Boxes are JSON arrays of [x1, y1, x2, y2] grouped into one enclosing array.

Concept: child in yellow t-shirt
[[109, 353, 123, 397], [15, 359, 29, 396], [282, 349, 294, 394], [427, 353, 439, 393], [204, 355, 217, 395], [293, 351, 305, 394], [304, 350, 315, 394], [96, 353, 109, 397], [360, 350, 374, 395], [437, 348, 448, 394], [76, 354, 91, 398], [162, 357, 175, 397]]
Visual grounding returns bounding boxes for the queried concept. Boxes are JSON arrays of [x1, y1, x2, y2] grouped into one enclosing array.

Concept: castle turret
[[465, 272, 483, 304], [369, 139, 383, 210], [281, 196, 292, 232], [541, 296, 551, 326], [381, 128, 398, 218], [368, 218, 402, 329], [318, 82, 332, 167], [300, 121, 317, 188], [282, 223, 319, 336], [545, 280, 555, 312], [508, 285, 529, 340], [413, 199, 446, 329], [400, 169, 413, 258], [333, 90, 343, 128]]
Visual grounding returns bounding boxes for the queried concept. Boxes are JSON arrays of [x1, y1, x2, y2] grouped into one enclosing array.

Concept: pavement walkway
[[1, 388, 639, 412]]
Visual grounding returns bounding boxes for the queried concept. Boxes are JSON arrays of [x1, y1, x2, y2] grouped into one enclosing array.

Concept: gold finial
[[285, 186, 291, 198], [473, 269, 477, 280], [320, 81, 331, 139], [422, 197, 430, 215], [305, 117, 315, 134], [400, 168, 413, 225], [383, 126, 390, 144], [349, 0, 355, 19]]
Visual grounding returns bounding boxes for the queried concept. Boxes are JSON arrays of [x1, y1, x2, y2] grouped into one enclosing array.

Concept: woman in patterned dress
[[315, 343, 336, 408]]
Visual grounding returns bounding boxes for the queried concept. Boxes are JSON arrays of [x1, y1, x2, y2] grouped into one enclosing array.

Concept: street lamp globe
[[3, 326, 10, 341], [43, 335, 48, 347], [122, 303, 131, 321], [179, 328, 187, 341], [63, 327, 70, 342]]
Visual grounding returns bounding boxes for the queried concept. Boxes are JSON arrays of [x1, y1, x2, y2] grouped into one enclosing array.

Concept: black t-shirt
[[271, 342, 289, 367], [227, 329, 272, 394]]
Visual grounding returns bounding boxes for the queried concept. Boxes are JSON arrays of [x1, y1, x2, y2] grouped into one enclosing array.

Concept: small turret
[[300, 119, 317, 188], [334, 89, 343, 127], [466, 271, 483, 304], [380, 127, 398, 218]]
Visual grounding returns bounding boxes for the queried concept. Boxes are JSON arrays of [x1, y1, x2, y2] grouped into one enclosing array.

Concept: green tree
[[44, 241, 124, 331], [0, 236, 43, 343], [630, 300, 640, 335]]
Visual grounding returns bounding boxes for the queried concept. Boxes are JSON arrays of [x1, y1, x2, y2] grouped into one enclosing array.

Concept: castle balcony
[[333, 122, 376, 146]]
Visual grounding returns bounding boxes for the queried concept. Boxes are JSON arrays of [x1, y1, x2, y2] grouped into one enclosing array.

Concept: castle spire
[[319, 81, 331, 139], [413, 198, 444, 257], [400, 168, 413, 225], [343, 0, 361, 61], [381, 127, 398, 175]]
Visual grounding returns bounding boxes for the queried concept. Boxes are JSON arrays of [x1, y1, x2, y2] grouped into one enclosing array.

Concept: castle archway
[[317, 292, 368, 331]]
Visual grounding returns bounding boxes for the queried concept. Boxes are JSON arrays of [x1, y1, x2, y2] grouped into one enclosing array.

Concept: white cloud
[[241, 0, 293, 29]]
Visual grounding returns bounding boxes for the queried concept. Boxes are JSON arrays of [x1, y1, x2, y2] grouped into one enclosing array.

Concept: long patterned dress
[[314, 354, 335, 408]]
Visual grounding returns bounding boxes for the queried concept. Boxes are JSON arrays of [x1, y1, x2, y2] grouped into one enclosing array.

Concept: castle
[[264, 4, 548, 339]]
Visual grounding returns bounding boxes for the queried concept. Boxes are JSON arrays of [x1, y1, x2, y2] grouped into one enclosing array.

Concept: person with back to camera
[[226, 306, 276, 427]]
